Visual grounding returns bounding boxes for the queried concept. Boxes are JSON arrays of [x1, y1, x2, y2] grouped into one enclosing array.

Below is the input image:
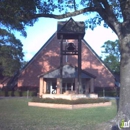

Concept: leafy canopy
[[0, 0, 125, 36], [0, 29, 24, 77], [0, 0, 40, 37], [101, 40, 120, 73]]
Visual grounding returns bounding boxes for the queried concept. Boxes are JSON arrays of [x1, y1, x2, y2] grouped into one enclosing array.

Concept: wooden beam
[[78, 36, 82, 93], [60, 35, 63, 94]]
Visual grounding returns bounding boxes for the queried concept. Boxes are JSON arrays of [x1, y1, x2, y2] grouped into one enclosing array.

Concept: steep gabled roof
[[38, 64, 96, 79], [20, 32, 57, 73], [83, 39, 115, 79], [19, 32, 114, 80], [57, 18, 85, 39]]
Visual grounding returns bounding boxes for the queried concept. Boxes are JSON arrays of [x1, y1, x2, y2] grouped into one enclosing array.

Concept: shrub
[[0, 89, 38, 97], [4, 90, 9, 97], [31, 98, 110, 104], [95, 87, 120, 97], [11, 91, 15, 97], [30, 91, 38, 97]]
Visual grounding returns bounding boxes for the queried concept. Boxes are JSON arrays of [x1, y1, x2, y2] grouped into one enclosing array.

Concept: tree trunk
[[118, 34, 130, 117], [111, 34, 130, 130], [97, 32, 130, 130]]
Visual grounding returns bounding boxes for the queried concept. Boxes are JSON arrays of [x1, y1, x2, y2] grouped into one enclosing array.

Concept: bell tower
[[57, 18, 85, 94]]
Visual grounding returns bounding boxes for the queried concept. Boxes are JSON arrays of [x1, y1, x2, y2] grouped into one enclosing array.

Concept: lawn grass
[[0, 97, 117, 130]]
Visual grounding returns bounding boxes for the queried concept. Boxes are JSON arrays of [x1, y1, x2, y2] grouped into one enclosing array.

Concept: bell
[[66, 43, 76, 51]]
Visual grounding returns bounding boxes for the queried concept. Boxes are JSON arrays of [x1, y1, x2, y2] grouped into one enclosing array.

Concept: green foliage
[[0, 0, 61, 35], [101, 40, 120, 73], [95, 87, 120, 97], [0, 0, 40, 36], [0, 29, 24, 77], [0, 1, 39, 77], [97, 90, 118, 97], [0, 0, 124, 33], [0, 0, 127, 34], [0, 89, 38, 97], [0, 0, 127, 37], [32, 97, 109, 104]]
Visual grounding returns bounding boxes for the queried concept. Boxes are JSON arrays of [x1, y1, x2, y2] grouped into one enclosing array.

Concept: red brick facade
[[17, 33, 115, 89]]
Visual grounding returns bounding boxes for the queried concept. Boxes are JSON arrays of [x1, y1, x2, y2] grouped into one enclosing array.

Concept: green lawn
[[0, 97, 117, 130]]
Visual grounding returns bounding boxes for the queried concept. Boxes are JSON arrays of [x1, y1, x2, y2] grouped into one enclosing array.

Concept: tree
[[0, 0, 34, 78], [0, 0, 40, 36], [0, 1, 44, 77], [1, 0, 130, 129], [101, 40, 120, 74], [0, 29, 24, 77]]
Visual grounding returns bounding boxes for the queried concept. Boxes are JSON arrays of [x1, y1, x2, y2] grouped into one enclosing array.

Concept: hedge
[[0, 90, 38, 97], [31, 97, 110, 104]]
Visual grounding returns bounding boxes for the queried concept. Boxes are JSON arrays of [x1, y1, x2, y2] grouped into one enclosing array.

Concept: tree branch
[[95, 0, 122, 36], [30, 7, 98, 20], [98, 8, 121, 36], [73, 0, 77, 11], [29, 1, 122, 37], [97, 0, 110, 9], [119, 0, 130, 21]]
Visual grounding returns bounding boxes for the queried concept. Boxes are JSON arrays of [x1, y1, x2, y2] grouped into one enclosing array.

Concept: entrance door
[[62, 78, 75, 93], [46, 79, 57, 94]]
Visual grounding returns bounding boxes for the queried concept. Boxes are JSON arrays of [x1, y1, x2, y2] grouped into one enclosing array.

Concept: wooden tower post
[[57, 18, 85, 94]]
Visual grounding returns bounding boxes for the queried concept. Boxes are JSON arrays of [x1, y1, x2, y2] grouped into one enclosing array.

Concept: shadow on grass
[[116, 98, 119, 112]]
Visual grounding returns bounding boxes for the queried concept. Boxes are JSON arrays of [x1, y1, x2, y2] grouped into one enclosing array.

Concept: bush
[[95, 87, 120, 97], [30, 91, 38, 97], [31, 98, 110, 104], [0, 90, 4, 96], [4, 90, 9, 97], [0, 89, 38, 97], [11, 91, 15, 96]]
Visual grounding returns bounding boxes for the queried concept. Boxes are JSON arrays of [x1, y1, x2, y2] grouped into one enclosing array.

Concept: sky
[[16, 14, 118, 61]]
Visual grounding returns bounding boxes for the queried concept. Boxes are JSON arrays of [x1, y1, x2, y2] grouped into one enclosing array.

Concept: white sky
[[16, 14, 118, 61]]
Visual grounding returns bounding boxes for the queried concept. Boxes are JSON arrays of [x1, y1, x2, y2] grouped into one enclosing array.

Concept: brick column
[[39, 77, 44, 97], [90, 78, 94, 93], [75, 78, 78, 94], [85, 80, 89, 94], [65, 83, 67, 91], [43, 79, 46, 94], [57, 78, 61, 94], [71, 82, 73, 91]]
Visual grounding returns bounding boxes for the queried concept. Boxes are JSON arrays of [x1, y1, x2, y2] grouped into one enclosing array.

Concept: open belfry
[[57, 18, 85, 94]]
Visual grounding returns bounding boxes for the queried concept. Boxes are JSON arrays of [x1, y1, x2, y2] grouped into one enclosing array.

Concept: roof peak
[[57, 18, 85, 39]]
